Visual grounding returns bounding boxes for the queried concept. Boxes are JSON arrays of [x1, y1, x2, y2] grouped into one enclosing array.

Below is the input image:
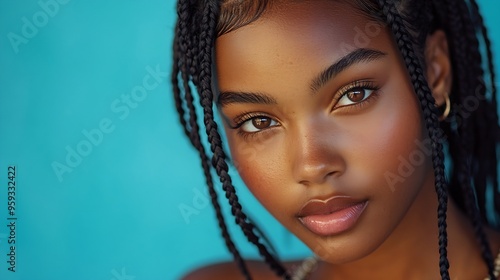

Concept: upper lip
[[297, 195, 367, 217]]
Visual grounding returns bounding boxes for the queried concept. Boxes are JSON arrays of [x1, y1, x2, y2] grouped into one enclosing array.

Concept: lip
[[297, 196, 368, 236]]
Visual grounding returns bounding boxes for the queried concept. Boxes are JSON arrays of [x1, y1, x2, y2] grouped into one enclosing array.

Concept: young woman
[[172, 0, 500, 279]]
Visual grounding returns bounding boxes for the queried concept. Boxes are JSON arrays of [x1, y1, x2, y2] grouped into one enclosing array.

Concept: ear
[[424, 30, 452, 107]]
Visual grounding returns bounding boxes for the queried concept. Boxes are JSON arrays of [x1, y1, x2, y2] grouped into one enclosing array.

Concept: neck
[[311, 174, 496, 280]]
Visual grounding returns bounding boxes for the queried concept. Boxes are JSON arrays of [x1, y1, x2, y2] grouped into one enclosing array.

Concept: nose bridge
[[291, 118, 343, 185]]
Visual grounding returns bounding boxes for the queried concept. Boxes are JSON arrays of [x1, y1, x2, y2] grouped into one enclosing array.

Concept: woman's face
[[215, 1, 435, 263]]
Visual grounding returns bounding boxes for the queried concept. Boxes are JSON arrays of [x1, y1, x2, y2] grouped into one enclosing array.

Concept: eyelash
[[231, 111, 278, 140], [334, 80, 380, 111], [231, 80, 381, 139]]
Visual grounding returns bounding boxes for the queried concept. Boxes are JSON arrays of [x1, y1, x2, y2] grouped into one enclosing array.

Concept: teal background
[[0, 1, 498, 279]]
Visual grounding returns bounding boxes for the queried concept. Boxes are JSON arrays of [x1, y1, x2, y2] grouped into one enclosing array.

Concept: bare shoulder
[[181, 260, 302, 280]]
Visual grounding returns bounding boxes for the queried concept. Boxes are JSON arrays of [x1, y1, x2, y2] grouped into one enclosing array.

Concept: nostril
[[297, 167, 340, 186], [326, 171, 336, 178], [298, 179, 311, 186], [291, 134, 345, 186]]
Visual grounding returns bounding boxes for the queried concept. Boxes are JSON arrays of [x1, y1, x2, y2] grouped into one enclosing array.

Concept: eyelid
[[231, 111, 275, 128], [338, 80, 376, 95], [332, 80, 377, 105]]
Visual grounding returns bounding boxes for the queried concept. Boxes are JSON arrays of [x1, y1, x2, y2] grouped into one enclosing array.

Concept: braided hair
[[171, 0, 499, 279]]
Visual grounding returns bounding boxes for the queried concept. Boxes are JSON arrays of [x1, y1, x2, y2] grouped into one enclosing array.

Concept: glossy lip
[[297, 196, 368, 236]]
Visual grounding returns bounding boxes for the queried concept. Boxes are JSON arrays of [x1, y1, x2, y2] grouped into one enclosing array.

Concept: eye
[[240, 116, 279, 133], [336, 87, 376, 108]]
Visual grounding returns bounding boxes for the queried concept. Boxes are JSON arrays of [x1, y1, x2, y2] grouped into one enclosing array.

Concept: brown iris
[[252, 117, 272, 129], [347, 89, 366, 102]]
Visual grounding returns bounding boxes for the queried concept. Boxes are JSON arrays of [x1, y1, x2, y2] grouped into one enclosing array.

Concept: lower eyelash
[[236, 125, 277, 141], [338, 89, 381, 113]]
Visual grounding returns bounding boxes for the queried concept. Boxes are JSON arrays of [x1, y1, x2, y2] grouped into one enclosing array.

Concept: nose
[[291, 121, 345, 186]]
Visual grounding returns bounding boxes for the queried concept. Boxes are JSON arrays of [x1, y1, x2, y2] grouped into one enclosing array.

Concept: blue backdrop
[[0, 1, 498, 279]]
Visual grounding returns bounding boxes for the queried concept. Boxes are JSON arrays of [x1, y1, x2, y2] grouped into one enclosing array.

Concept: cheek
[[342, 74, 431, 225], [378, 87, 429, 194], [225, 131, 294, 219], [350, 95, 425, 191]]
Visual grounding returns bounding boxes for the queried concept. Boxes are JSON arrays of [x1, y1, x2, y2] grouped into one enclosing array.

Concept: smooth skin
[[184, 1, 500, 279]]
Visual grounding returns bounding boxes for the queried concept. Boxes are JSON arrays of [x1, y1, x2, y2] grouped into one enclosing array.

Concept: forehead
[[214, 1, 389, 93]]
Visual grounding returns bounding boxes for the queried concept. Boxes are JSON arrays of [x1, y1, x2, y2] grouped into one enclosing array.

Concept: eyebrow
[[217, 48, 387, 107], [217, 91, 277, 107], [310, 48, 387, 92]]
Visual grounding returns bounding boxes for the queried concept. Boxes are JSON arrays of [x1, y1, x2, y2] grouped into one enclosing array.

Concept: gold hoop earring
[[439, 93, 451, 121]]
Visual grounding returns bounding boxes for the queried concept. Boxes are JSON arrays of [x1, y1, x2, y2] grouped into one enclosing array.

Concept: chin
[[302, 230, 385, 264]]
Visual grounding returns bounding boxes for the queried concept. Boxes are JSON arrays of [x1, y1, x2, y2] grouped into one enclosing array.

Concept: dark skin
[[183, 1, 500, 279]]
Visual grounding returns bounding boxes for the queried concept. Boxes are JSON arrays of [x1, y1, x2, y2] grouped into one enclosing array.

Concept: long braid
[[173, 0, 253, 277], [184, 44, 253, 280], [172, 25, 190, 138], [435, 0, 471, 218], [195, 1, 290, 278], [469, 0, 500, 226], [184, 92, 252, 279], [377, 0, 450, 278], [433, 0, 497, 277], [182, 28, 252, 280], [470, 0, 498, 106], [453, 128, 496, 277], [454, 0, 488, 219]]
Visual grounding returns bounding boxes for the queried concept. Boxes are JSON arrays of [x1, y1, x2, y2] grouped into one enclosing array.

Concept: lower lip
[[299, 201, 368, 236]]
